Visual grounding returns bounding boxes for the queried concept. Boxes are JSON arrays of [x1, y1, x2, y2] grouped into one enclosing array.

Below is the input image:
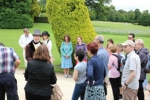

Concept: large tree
[[85, 0, 111, 20], [138, 10, 150, 26], [46, 0, 96, 54], [134, 9, 141, 23]]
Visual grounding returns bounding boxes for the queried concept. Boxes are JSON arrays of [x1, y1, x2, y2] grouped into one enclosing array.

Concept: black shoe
[[119, 94, 123, 99]]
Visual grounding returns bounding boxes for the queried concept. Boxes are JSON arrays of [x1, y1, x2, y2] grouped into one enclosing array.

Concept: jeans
[[137, 80, 145, 100], [72, 82, 87, 100], [0, 74, 19, 100]]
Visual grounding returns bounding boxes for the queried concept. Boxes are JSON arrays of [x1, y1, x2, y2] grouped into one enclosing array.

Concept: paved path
[[15, 69, 149, 100]]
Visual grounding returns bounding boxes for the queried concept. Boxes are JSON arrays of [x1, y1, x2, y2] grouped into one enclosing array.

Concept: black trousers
[[0, 74, 19, 100], [104, 82, 107, 95], [137, 80, 145, 100], [25, 92, 51, 100], [109, 77, 120, 100]]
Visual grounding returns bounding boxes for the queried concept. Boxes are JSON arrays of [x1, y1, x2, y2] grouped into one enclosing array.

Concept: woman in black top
[[24, 45, 57, 100]]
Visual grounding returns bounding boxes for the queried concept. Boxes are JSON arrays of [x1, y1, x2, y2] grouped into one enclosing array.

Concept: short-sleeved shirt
[[0, 46, 19, 73], [122, 51, 141, 89], [108, 54, 120, 78], [74, 61, 87, 84]]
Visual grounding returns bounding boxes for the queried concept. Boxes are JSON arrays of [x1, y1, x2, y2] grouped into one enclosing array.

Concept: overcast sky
[[111, 0, 150, 12]]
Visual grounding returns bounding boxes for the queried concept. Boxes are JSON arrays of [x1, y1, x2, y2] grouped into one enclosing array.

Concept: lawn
[[0, 21, 150, 73], [92, 21, 150, 37]]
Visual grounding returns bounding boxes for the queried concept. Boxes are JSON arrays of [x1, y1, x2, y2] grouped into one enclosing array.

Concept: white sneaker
[[64, 74, 68, 78], [67, 74, 72, 78]]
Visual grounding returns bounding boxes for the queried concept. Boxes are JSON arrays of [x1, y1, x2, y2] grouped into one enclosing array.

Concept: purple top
[[75, 42, 87, 60]]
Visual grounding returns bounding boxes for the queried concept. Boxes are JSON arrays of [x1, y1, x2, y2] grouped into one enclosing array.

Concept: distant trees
[[86, 2, 150, 26], [138, 10, 150, 26], [85, 0, 111, 21]]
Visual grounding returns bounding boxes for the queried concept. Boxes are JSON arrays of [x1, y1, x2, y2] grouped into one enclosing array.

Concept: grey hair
[[96, 35, 104, 44]]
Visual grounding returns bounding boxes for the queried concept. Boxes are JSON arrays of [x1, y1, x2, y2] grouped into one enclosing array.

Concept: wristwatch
[[125, 83, 128, 87]]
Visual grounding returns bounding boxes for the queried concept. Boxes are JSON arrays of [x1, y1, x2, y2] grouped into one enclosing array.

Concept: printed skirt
[[84, 85, 106, 100]]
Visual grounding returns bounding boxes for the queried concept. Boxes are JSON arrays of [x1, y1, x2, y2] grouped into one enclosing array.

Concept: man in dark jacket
[[135, 39, 149, 100], [25, 30, 42, 61]]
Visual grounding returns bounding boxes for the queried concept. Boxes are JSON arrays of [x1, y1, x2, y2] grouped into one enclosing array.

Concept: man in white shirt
[[121, 40, 141, 100], [18, 28, 33, 67]]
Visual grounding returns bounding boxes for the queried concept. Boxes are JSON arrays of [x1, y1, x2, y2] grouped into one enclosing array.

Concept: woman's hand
[[66, 55, 69, 58]]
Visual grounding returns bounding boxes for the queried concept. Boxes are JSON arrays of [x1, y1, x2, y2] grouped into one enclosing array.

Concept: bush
[[46, 0, 96, 53], [0, 0, 33, 29], [31, 0, 41, 18]]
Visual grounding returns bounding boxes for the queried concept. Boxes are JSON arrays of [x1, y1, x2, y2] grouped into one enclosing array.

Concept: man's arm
[[125, 70, 136, 85], [14, 58, 20, 68], [18, 35, 24, 48]]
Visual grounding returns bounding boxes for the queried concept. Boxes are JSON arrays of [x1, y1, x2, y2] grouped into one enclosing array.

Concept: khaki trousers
[[123, 87, 138, 100]]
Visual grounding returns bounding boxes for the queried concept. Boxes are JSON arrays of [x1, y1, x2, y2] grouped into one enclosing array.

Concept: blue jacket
[[60, 42, 73, 57], [87, 55, 106, 86]]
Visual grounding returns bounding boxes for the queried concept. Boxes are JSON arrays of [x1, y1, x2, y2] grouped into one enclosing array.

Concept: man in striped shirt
[[0, 43, 20, 100]]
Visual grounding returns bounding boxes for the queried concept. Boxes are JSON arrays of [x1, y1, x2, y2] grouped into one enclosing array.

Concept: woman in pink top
[[108, 44, 120, 100]]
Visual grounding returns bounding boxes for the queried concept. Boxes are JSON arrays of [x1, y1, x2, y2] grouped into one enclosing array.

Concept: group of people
[[0, 28, 149, 100], [60, 33, 150, 100]]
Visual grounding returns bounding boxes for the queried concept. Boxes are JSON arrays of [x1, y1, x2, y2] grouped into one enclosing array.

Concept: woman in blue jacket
[[84, 42, 106, 100], [60, 34, 73, 78]]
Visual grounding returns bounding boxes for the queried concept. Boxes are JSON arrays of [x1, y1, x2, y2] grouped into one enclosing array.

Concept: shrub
[[0, 0, 33, 29], [31, 0, 41, 18], [46, 0, 96, 53]]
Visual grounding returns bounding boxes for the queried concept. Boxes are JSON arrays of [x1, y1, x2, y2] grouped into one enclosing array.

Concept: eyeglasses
[[123, 45, 129, 48], [128, 37, 132, 39]]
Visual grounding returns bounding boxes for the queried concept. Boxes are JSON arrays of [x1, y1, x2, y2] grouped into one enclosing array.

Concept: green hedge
[[46, 0, 96, 53], [0, 0, 33, 29]]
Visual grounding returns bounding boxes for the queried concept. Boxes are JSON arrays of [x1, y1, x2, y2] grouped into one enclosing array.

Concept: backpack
[[112, 54, 124, 73], [144, 54, 150, 73]]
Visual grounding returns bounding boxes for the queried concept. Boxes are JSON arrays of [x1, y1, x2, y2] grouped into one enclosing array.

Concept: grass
[[0, 21, 150, 74], [0, 23, 62, 72], [92, 21, 150, 37]]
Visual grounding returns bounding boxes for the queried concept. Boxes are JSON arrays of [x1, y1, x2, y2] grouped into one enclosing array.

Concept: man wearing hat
[[121, 40, 141, 100], [25, 30, 42, 61], [18, 28, 33, 67]]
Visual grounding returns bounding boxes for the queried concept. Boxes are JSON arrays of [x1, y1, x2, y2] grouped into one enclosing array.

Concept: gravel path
[[15, 69, 149, 100]]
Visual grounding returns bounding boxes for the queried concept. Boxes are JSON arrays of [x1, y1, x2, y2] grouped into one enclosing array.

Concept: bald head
[[135, 39, 144, 50], [135, 39, 144, 46]]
